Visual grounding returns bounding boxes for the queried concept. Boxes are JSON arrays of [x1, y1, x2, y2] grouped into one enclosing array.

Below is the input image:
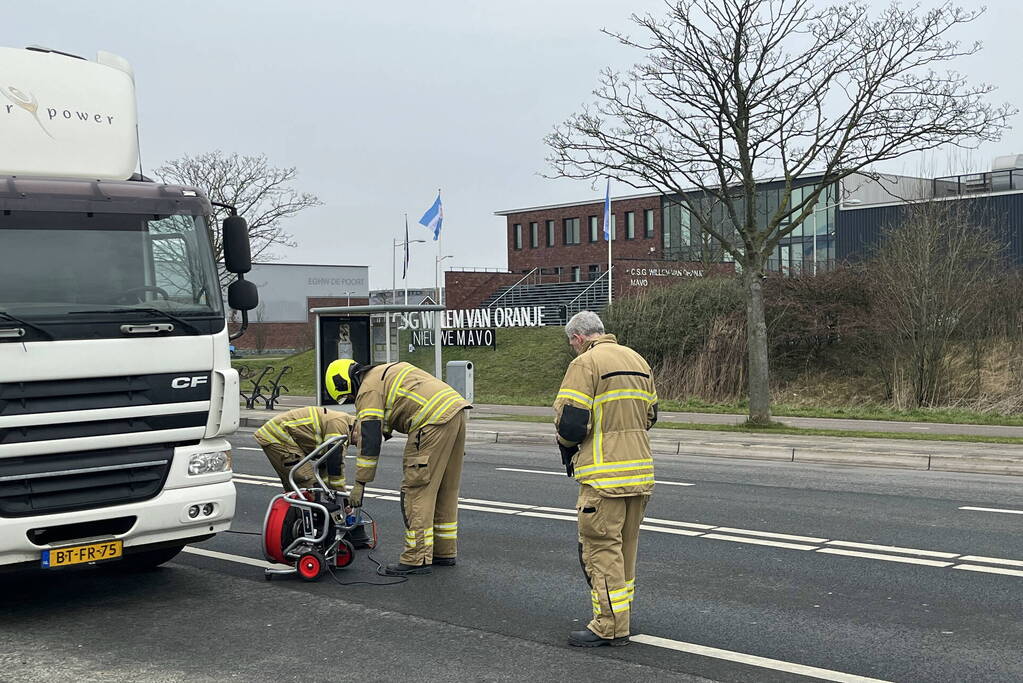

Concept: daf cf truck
[[0, 46, 259, 571]]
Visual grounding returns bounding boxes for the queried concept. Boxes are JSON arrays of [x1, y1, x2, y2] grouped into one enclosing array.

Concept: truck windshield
[[0, 211, 223, 319]]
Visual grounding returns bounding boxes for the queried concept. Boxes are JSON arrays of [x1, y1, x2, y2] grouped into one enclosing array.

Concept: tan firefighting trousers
[[399, 410, 467, 566], [576, 484, 649, 639], [258, 442, 341, 491]]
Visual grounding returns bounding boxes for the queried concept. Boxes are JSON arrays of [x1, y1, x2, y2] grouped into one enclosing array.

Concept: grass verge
[[479, 414, 1023, 446]]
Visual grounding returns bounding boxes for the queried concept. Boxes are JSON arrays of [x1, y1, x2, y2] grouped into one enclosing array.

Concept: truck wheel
[[111, 545, 184, 572]]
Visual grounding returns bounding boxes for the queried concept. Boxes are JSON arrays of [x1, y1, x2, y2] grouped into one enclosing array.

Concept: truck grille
[[0, 412, 207, 445], [0, 372, 212, 417], [0, 444, 173, 517]]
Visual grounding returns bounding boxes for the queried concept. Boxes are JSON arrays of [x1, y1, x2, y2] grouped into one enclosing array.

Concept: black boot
[[568, 629, 629, 647], [378, 562, 432, 576], [431, 557, 456, 566]]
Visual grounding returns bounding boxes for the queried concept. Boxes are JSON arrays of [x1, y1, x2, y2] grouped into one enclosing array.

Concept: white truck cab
[[0, 46, 258, 571]]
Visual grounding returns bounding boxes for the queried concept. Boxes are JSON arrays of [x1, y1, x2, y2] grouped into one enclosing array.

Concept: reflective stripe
[[265, 420, 297, 448], [435, 522, 457, 530], [356, 458, 378, 468], [557, 389, 593, 408], [358, 408, 385, 420], [573, 459, 654, 477], [610, 599, 631, 614], [592, 388, 656, 465], [609, 587, 631, 600], [405, 527, 434, 547], [410, 388, 461, 431], [435, 532, 457, 539], [384, 366, 416, 429], [588, 474, 656, 489], [396, 387, 427, 405]]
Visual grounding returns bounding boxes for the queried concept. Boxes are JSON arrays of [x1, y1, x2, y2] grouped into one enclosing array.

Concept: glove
[[558, 441, 579, 478], [348, 481, 366, 508]]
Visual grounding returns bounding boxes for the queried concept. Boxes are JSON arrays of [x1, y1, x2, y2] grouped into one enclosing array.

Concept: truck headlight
[[188, 451, 231, 475]]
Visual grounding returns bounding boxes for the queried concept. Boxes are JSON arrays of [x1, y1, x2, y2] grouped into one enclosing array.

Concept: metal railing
[[933, 168, 1023, 197], [486, 267, 540, 308], [559, 267, 614, 323]]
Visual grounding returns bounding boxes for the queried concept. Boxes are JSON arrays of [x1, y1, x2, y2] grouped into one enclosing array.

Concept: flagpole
[[435, 188, 443, 380], [608, 219, 613, 305], [403, 213, 409, 306]]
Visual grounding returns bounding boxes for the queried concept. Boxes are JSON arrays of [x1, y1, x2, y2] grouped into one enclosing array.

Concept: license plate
[[41, 540, 123, 568]]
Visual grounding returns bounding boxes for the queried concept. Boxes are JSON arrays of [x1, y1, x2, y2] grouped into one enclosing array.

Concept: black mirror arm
[[229, 307, 248, 341]]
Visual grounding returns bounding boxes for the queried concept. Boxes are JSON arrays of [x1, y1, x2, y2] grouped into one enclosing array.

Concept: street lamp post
[[435, 254, 453, 306], [810, 198, 861, 275]]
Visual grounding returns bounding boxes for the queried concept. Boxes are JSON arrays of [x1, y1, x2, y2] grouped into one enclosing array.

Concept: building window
[[589, 216, 599, 242], [587, 264, 600, 280], [563, 218, 581, 245], [625, 211, 635, 239], [530, 222, 539, 248], [644, 209, 654, 238], [546, 220, 555, 247], [572, 266, 582, 282], [514, 223, 522, 250]]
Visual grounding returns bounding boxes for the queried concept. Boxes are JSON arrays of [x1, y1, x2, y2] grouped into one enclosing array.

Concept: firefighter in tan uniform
[[554, 311, 657, 647], [324, 358, 470, 576], [254, 407, 356, 491]]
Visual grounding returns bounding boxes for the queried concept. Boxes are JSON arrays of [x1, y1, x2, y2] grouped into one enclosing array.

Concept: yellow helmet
[[325, 358, 360, 402]]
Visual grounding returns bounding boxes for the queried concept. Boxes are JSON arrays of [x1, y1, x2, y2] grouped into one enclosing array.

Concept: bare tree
[[546, 0, 1013, 423], [157, 151, 321, 284], [870, 200, 1004, 407]]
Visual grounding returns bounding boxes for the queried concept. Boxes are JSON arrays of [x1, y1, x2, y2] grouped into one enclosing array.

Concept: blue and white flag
[[602, 178, 612, 240], [419, 193, 443, 241]]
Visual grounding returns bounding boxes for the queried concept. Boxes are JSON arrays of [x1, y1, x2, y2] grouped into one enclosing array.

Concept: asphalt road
[[3, 431, 1023, 682]]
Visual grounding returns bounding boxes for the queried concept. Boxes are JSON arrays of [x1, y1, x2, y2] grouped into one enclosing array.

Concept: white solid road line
[[229, 477, 1023, 578], [182, 546, 290, 570], [178, 546, 889, 683], [953, 564, 1023, 578], [715, 526, 827, 544], [631, 634, 892, 683], [824, 540, 959, 559], [496, 466, 693, 486], [959, 506, 1023, 515], [702, 533, 820, 552], [958, 555, 1023, 567], [817, 548, 953, 568]]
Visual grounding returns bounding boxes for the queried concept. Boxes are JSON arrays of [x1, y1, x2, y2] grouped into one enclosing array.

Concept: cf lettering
[[171, 376, 209, 389]]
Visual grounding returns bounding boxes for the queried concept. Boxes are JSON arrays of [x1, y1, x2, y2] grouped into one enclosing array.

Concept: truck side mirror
[[228, 278, 258, 311], [223, 215, 252, 274]]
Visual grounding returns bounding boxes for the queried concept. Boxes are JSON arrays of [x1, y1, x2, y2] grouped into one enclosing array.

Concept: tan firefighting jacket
[[354, 362, 470, 483], [554, 334, 657, 497], [253, 407, 356, 453]]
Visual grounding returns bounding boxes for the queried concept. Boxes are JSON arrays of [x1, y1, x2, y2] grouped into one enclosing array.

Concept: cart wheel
[[264, 572, 273, 581], [335, 539, 356, 569], [297, 551, 325, 581]]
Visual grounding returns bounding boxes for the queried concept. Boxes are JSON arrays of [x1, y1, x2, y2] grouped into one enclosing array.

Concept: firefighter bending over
[[254, 406, 356, 491], [325, 359, 470, 576], [554, 310, 658, 647]]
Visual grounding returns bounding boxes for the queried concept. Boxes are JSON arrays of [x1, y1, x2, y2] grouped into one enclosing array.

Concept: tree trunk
[[744, 268, 772, 424]]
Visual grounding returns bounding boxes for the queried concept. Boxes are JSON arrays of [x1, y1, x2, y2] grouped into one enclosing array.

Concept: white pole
[[433, 308, 442, 379], [811, 209, 817, 276], [384, 312, 391, 363], [391, 239, 397, 305], [607, 217, 613, 304]]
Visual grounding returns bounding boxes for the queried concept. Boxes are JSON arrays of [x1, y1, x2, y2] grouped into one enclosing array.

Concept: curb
[[237, 417, 1023, 477]]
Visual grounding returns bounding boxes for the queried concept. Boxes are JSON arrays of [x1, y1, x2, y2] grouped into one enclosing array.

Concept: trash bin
[[446, 360, 474, 403]]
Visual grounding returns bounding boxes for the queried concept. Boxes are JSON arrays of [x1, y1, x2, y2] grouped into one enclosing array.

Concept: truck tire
[[112, 545, 185, 572]]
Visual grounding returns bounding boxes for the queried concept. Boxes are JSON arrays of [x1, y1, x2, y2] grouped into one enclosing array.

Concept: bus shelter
[[311, 304, 445, 405]]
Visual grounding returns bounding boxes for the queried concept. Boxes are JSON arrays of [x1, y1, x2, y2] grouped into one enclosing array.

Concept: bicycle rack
[[265, 366, 292, 410], [242, 366, 273, 410]]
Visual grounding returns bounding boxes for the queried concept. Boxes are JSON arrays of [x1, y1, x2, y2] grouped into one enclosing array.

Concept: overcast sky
[[8, 0, 1023, 290]]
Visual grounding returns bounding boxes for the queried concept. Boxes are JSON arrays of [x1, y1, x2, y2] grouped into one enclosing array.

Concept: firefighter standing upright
[[324, 359, 470, 576], [554, 310, 657, 647]]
